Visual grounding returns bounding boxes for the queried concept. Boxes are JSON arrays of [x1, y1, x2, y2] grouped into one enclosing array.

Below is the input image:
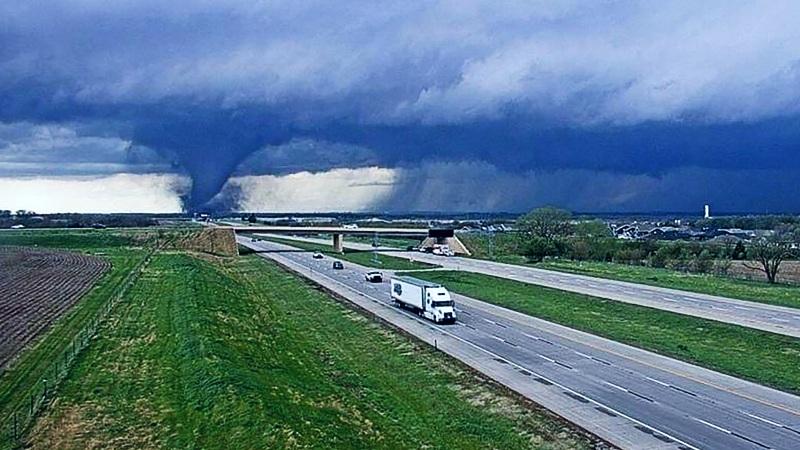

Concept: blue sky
[[1, 1, 799, 213]]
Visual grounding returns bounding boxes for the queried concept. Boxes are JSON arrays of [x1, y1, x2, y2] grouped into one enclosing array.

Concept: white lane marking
[[538, 354, 556, 363], [644, 376, 670, 387], [522, 332, 540, 341], [742, 411, 784, 428], [573, 351, 593, 359], [604, 381, 628, 392], [692, 417, 731, 434]]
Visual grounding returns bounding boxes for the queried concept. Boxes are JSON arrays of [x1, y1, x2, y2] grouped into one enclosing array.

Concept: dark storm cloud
[[0, 122, 175, 176], [2, 1, 800, 210]]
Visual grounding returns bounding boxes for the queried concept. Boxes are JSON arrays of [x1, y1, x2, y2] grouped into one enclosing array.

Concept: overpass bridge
[[227, 225, 468, 254]]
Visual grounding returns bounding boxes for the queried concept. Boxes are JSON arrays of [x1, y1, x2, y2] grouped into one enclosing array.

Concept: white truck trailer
[[390, 276, 456, 324]]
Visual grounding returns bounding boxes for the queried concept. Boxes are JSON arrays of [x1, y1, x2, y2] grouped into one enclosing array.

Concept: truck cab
[[424, 287, 456, 323]]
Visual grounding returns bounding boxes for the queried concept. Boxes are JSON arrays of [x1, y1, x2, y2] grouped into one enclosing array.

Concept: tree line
[[479, 207, 800, 284]]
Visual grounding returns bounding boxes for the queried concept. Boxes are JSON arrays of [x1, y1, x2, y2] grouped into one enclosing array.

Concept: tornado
[[131, 109, 291, 210]]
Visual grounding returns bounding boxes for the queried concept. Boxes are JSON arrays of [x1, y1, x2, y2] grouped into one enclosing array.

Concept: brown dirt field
[[166, 228, 238, 256], [0, 246, 110, 370], [729, 260, 800, 284]]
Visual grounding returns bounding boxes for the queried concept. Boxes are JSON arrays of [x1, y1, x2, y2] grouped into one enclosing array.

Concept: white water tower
[[704, 204, 710, 219]]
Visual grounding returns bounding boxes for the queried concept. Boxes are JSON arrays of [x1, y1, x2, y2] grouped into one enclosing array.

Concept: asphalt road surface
[[241, 236, 800, 450], [258, 234, 800, 338]]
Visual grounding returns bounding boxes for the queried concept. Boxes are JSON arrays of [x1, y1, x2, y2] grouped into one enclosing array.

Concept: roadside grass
[[0, 231, 149, 447], [258, 236, 438, 270], [401, 270, 800, 395], [537, 259, 800, 310], [343, 235, 422, 249], [26, 253, 593, 450]]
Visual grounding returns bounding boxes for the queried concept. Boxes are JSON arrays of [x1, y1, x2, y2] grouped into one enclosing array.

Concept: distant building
[[704, 204, 711, 219]]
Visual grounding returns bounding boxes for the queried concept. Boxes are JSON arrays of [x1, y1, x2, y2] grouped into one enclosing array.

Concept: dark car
[[332, 261, 344, 270], [312, 252, 324, 259]]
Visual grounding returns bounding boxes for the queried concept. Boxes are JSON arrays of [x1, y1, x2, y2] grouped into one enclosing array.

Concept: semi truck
[[390, 276, 456, 324]]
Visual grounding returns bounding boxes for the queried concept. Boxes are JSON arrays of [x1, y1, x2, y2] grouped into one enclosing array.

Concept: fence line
[[1, 249, 155, 448]]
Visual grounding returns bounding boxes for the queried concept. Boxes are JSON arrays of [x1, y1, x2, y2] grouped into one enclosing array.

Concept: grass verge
[[537, 259, 800, 310], [343, 235, 422, 249], [257, 235, 438, 271], [25, 253, 594, 449], [401, 270, 800, 395]]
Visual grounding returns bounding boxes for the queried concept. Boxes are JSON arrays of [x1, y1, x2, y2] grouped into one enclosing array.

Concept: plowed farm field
[[0, 246, 110, 369]]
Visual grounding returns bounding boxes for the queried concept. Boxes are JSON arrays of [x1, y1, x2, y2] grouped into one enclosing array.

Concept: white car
[[312, 252, 324, 259], [364, 271, 383, 282]]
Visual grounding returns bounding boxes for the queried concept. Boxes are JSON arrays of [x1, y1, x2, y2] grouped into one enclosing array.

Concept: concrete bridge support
[[332, 233, 344, 253]]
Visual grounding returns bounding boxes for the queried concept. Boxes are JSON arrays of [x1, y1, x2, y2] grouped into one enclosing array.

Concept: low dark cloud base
[[3, 1, 800, 212]]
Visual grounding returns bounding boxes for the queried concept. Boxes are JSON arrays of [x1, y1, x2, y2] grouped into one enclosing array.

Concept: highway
[[256, 234, 800, 338], [240, 236, 800, 450]]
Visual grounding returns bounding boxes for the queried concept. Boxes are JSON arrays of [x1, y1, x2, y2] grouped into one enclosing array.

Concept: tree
[[521, 237, 558, 262], [649, 245, 673, 268], [568, 238, 592, 261], [574, 220, 611, 238], [516, 207, 573, 243], [248, 213, 258, 223], [732, 241, 747, 260], [690, 249, 714, 274], [744, 234, 797, 284]]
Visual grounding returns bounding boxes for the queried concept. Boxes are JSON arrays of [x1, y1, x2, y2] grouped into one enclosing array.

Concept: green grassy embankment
[[258, 236, 438, 271], [0, 230, 150, 448], [26, 253, 593, 450], [537, 259, 800, 310], [343, 235, 422, 249], [401, 270, 800, 395]]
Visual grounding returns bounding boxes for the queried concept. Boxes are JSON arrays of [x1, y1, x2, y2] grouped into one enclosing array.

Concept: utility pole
[[372, 232, 381, 266]]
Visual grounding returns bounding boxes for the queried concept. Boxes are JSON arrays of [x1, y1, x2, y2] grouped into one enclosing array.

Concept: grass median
[[257, 235, 438, 271], [537, 259, 800, 310], [401, 270, 800, 395], [26, 252, 594, 449]]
